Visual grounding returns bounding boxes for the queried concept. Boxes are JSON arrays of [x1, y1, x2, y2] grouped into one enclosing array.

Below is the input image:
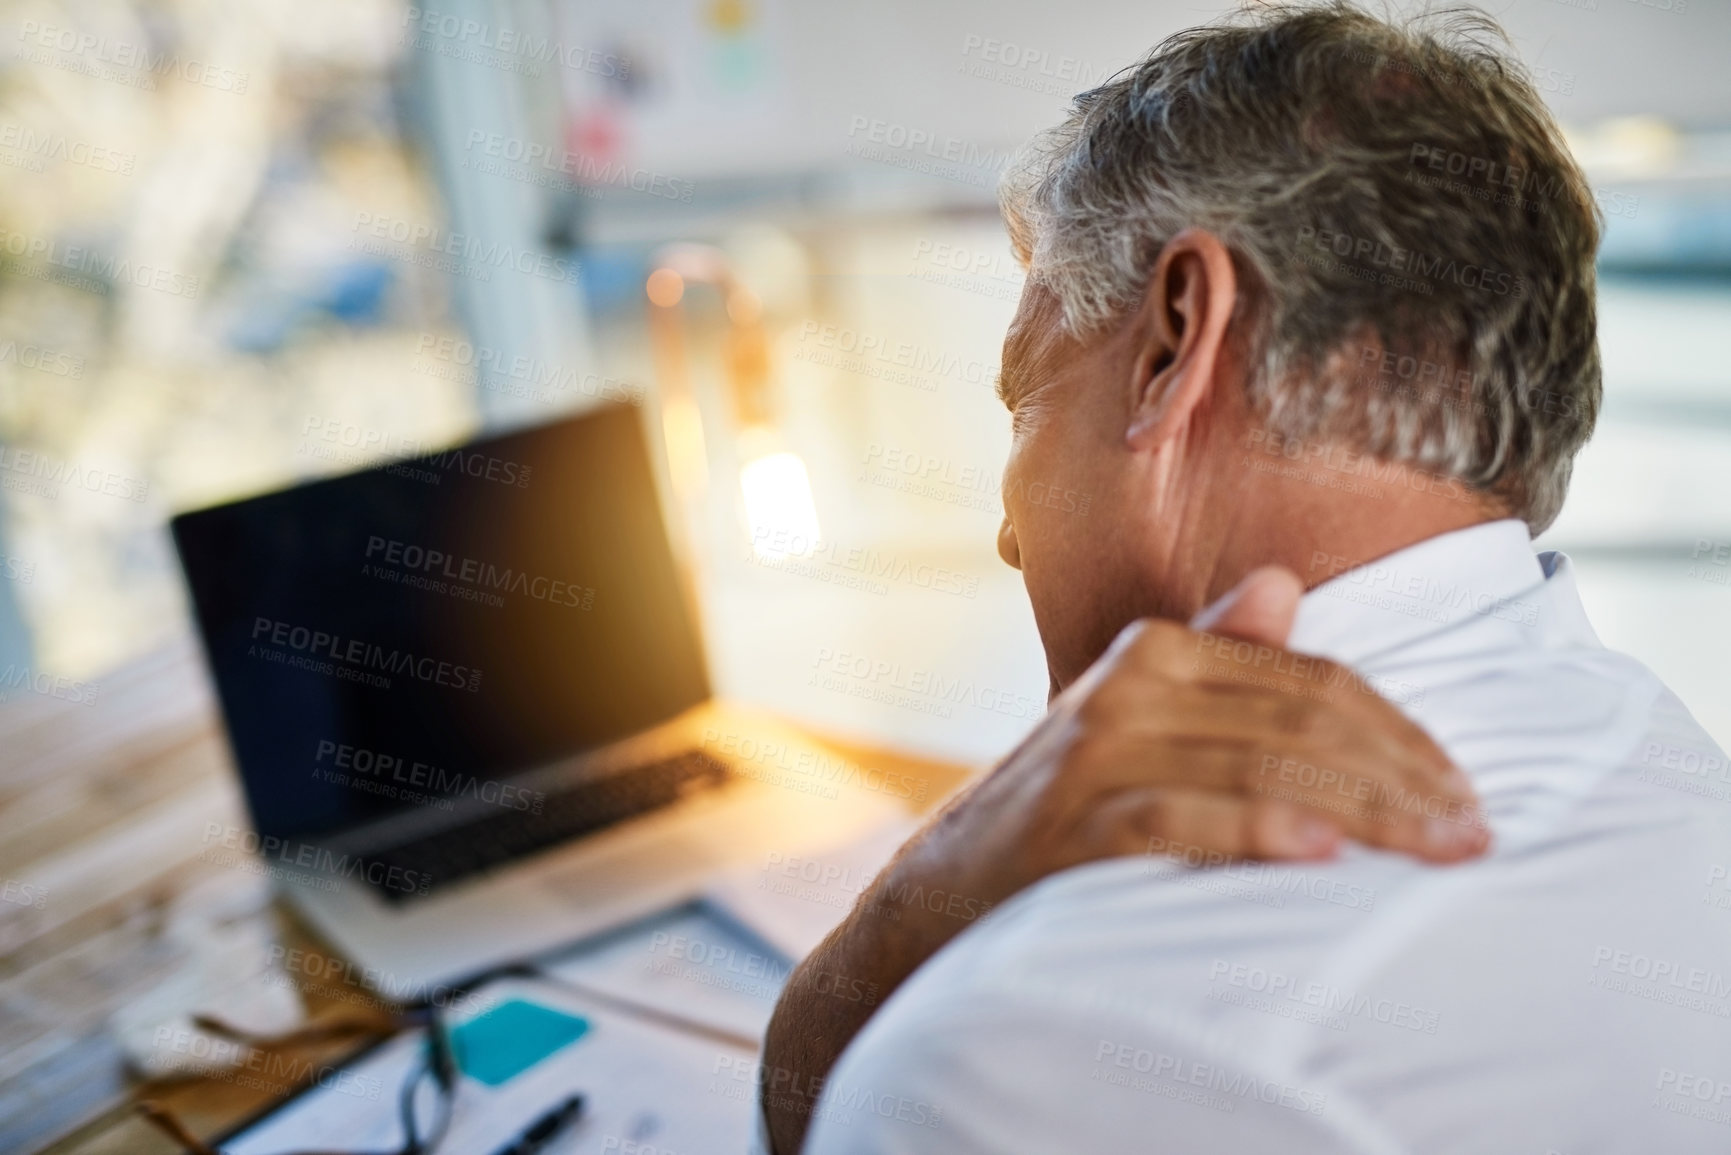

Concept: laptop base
[[276, 704, 912, 997]]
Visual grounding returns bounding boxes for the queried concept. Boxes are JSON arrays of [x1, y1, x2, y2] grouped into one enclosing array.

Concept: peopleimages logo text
[[314, 740, 545, 814], [1294, 224, 1525, 298], [462, 130, 693, 202], [400, 7, 630, 78], [364, 536, 595, 610], [0, 447, 148, 502], [0, 121, 134, 174], [249, 617, 483, 693], [202, 823, 430, 897], [0, 227, 200, 298], [15, 20, 250, 92], [350, 211, 578, 284]]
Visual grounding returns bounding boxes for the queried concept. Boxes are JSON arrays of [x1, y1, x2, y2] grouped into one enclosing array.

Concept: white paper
[[538, 904, 788, 1043], [702, 815, 918, 960], [222, 976, 758, 1155]]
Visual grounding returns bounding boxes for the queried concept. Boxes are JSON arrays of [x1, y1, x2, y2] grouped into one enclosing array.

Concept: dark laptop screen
[[171, 403, 711, 843]]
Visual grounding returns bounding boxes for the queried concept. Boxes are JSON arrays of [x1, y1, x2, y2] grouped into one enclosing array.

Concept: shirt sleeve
[[801, 984, 1372, 1155], [749, 1103, 773, 1155]]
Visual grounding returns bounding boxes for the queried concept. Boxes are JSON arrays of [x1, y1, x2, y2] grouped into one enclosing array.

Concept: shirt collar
[[1532, 547, 1603, 648], [1278, 518, 1548, 669]]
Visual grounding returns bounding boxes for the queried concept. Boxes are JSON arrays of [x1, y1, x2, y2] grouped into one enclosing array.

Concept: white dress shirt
[[803, 519, 1731, 1154]]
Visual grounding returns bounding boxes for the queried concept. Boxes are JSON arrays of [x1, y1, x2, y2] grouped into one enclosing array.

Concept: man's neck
[[1201, 454, 1510, 608]]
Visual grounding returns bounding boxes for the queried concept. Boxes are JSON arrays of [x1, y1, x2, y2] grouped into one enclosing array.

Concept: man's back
[[806, 521, 1731, 1154]]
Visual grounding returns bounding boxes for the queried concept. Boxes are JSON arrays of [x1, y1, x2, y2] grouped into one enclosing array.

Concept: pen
[[488, 1094, 585, 1155]]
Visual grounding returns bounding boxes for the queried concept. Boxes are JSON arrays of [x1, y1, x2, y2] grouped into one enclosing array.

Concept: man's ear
[[1125, 228, 1239, 451]]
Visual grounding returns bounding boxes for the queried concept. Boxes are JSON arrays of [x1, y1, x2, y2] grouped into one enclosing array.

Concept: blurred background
[[0, 0, 1728, 772]]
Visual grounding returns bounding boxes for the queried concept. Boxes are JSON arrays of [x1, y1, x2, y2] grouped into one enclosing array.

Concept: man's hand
[[762, 567, 1488, 1154], [888, 566, 1485, 912]]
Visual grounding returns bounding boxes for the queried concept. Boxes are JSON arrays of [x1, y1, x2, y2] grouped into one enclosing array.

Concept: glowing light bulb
[[741, 450, 821, 560]]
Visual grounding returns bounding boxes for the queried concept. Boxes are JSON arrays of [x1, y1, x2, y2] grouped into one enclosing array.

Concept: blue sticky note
[[451, 999, 590, 1087]]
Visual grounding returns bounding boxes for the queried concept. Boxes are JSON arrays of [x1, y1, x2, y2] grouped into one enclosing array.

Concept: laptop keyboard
[[368, 749, 733, 904]]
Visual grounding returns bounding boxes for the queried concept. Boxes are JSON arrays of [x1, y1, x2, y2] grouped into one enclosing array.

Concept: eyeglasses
[[138, 1005, 456, 1155]]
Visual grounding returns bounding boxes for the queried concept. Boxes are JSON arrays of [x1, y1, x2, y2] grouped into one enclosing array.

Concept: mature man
[[763, 3, 1731, 1153]]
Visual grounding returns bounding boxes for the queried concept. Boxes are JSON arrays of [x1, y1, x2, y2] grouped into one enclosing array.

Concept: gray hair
[[1000, 1, 1601, 533]]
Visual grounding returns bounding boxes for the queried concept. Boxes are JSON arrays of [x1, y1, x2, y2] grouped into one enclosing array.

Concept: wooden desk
[[0, 636, 970, 1154]]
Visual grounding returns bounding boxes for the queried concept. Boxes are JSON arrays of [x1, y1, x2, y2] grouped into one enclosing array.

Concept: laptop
[[171, 402, 902, 997]]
